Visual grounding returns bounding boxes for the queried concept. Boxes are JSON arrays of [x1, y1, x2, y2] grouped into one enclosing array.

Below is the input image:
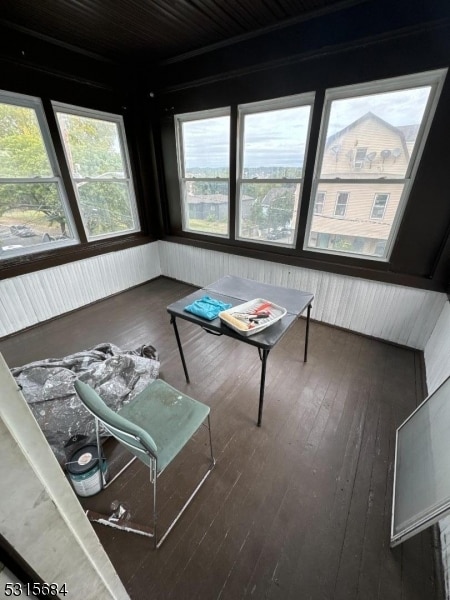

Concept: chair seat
[[118, 379, 210, 473]]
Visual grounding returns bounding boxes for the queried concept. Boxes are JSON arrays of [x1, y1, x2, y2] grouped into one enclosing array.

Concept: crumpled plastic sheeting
[[11, 342, 160, 464]]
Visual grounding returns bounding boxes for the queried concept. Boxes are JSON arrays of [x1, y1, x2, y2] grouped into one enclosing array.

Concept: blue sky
[[328, 87, 430, 135]]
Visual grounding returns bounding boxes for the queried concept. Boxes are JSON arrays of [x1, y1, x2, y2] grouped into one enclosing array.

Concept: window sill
[[161, 233, 445, 292], [0, 233, 154, 279]]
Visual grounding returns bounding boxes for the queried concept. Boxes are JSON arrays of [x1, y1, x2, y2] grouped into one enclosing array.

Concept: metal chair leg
[[87, 416, 215, 548], [155, 415, 215, 548]]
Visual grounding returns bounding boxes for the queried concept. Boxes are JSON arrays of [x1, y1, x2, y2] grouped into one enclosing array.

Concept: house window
[[314, 192, 325, 215], [354, 147, 367, 169], [0, 92, 76, 258], [334, 192, 348, 217], [236, 94, 314, 247], [175, 108, 230, 237], [54, 103, 139, 240], [371, 193, 389, 219], [304, 69, 446, 260]]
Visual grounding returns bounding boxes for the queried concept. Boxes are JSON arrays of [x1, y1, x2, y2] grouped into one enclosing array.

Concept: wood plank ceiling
[[0, 0, 370, 63]]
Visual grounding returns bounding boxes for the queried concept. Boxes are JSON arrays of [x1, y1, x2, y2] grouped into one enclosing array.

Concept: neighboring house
[[310, 111, 413, 256], [187, 193, 254, 221], [187, 193, 229, 221]]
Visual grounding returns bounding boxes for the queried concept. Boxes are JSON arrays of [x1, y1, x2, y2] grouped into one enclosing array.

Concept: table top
[[167, 276, 314, 350], [206, 275, 314, 315]]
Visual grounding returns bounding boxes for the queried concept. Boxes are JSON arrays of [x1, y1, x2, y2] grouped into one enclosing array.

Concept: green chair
[[74, 378, 215, 548]]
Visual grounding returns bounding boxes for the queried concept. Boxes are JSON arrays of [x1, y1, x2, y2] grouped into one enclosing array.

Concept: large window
[[172, 70, 446, 267], [0, 92, 140, 261], [237, 94, 314, 247], [0, 92, 76, 258], [54, 104, 139, 240], [304, 69, 446, 260], [175, 108, 230, 237]]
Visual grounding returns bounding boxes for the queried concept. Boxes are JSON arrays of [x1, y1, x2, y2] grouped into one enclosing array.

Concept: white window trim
[[370, 192, 390, 220], [354, 147, 368, 170], [314, 191, 325, 215], [334, 192, 349, 217], [0, 90, 79, 259], [52, 101, 140, 241], [304, 68, 448, 262], [236, 92, 315, 248], [175, 107, 231, 238]]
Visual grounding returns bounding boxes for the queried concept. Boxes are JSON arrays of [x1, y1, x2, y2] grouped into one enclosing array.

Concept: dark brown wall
[[154, 0, 450, 292], [0, 0, 449, 292], [0, 25, 159, 279]]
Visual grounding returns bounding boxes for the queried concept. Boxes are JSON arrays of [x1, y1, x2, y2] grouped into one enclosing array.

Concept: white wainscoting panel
[[159, 241, 446, 350], [0, 242, 160, 337]]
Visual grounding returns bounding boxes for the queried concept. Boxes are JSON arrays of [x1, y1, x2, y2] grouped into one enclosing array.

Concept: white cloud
[[181, 86, 431, 169], [328, 87, 430, 135]]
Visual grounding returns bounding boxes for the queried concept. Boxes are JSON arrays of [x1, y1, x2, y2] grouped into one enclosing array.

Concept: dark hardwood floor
[[0, 276, 441, 600]]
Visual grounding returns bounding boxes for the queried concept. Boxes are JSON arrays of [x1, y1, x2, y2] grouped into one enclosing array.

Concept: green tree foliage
[[188, 166, 299, 236], [0, 104, 67, 233], [245, 185, 296, 233], [267, 190, 295, 230], [191, 180, 226, 196], [60, 114, 123, 177], [249, 199, 268, 230], [59, 113, 132, 236], [78, 182, 134, 235], [0, 105, 134, 238]]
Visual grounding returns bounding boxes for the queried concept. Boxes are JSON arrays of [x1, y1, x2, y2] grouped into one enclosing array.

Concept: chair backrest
[[74, 380, 157, 463]]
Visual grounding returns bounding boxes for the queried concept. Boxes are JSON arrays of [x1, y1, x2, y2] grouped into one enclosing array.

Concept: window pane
[[182, 181, 228, 235], [371, 193, 389, 219], [314, 192, 325, 215], [0, 183, 74, 253], [239, 183, 299, 245], [242, 106, 310, 177], [306, 183, 404, 258], [54, 105, 140, 240], [182, 116, 230, 178], [321, 86, 431, 179], [0, 103, 52, 177], [334, 192, 349, 216], [77, 182, 136, 237], [56, 113, 126, 178]]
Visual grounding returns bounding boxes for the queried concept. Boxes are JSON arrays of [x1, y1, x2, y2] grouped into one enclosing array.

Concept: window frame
[[52, 101, 140, 242], [303, 68, 447, 262], [334, 192, 349, 217], [370, 192, 389, 220], [174, 107, 231, 238], [0, 90, 79, 259], [236, 93, 315, 248], [354, 147, 368, 170], [314, 191, 325, 215]]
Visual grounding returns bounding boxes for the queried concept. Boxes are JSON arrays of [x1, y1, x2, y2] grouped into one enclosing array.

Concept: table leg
[[304, 303, 312, 363], [170, 315, 190, 383], [257, 348, 270, 427]]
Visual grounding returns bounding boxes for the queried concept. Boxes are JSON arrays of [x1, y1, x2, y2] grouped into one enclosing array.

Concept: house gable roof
[[326, 111, 410, 159]]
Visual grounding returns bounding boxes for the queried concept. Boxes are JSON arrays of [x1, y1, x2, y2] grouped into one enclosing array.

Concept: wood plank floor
[[0, 276, 441, 600]]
